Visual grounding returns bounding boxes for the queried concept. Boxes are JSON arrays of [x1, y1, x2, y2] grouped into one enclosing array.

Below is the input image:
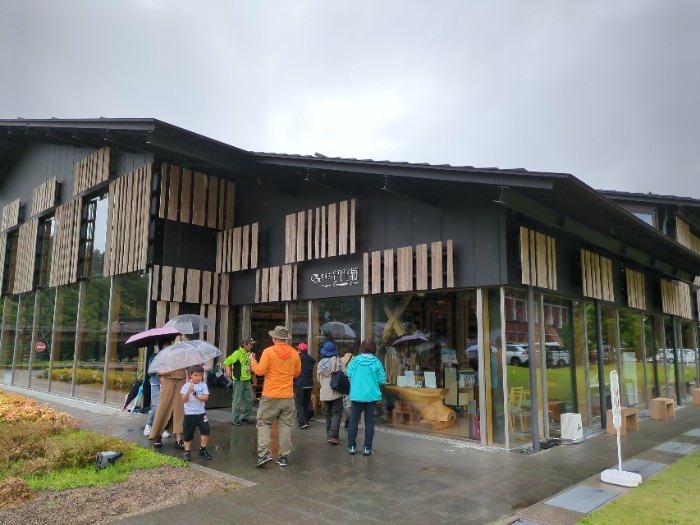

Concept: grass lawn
[[578, 450, 700, 524]]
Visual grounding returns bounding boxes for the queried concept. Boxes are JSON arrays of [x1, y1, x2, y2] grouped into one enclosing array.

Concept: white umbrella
[[164, 314, 214, 335], [148, 340, 222, 373], [320, 321, 357, 341]]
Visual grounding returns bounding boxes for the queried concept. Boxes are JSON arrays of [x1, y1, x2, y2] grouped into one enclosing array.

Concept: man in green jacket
[[224, 337, 256, 425]]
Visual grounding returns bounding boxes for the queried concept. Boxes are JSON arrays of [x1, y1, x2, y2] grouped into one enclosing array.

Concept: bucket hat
[[268, 325, 292, 340]]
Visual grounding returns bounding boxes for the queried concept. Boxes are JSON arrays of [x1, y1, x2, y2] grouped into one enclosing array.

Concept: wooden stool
[[392, 400, 416, 425], [692, 388, 700, 406], [650, 397, 675, 420], [606, 407, 639, 436]]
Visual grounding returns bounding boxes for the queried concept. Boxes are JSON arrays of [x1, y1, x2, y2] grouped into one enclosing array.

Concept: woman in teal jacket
[[346, 339, 386, 456]]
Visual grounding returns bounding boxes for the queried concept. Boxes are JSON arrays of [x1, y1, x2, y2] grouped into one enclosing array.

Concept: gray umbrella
[[164, 314, 214, 335]]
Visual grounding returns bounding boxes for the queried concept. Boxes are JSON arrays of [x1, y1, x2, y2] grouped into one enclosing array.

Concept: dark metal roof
[[600, 189, 700, 208]]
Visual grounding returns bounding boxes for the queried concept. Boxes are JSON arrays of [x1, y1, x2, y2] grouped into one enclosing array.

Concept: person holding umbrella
[[224, 336, 256, 426], [143, 335, 177, 437], [249, 326, 301, 468]]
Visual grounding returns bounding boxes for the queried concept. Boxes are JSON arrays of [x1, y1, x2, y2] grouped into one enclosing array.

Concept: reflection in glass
[[662, 317, 677, 400], [37, 217, 56, 288], [50, 284, 80, 396], [13, 292, 36, 387], [485, 288, 505, 445], [679, 319, 696, 403], [617, 308, 644, 409], [572, 301, 589, 426], [0, 296, 18, 385], [585, 303, 602, 425], [29, 288, 56, 391], [106, 273, 148, 406], [74, 277, 110, 402], [289, 301, 310, 349], [504, 288, 532, 446], [80, 192, 109, 279]]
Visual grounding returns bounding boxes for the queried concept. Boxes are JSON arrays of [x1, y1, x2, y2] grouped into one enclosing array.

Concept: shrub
[[0, 477, 33, 508]]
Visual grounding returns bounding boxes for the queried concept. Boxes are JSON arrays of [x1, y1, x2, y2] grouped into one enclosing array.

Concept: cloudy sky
[[1, 1, 698, 197]]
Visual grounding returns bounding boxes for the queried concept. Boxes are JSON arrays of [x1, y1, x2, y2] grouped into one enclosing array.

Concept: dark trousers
[[348, 401, 376, 449], [294, 384, 313, 424], [324, 397, 344, 439]]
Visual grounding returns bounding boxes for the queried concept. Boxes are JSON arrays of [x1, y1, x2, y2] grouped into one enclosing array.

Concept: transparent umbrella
[[148, 340, 222, 374], [320, 321, 357, 340], [164, 314, 214, 335]]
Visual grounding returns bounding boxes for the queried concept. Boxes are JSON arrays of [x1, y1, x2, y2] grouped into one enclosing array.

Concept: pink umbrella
[[125, 326, 180, 347]]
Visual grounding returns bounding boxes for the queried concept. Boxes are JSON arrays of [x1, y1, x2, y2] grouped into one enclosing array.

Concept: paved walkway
[[6, 384, 700, 525]]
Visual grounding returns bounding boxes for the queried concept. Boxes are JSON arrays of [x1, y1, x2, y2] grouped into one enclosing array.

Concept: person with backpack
[[316, 340, 346, 445]]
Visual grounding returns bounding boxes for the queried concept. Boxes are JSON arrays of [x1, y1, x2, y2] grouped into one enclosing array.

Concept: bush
[[0, 477, 33, 508]]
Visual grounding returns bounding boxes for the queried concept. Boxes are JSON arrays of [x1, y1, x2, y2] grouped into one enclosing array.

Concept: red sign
[[35, 341, 46, 353]]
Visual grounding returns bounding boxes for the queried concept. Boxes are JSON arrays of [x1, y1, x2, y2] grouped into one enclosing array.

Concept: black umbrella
[[122, 378, 144, 412]]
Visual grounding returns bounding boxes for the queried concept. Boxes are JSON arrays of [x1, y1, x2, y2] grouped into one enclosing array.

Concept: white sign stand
[[601, 370, 642, 487]]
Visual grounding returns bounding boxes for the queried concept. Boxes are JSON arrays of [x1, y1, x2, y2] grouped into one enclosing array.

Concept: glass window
[[313, 297, 361, 357], [73, 277, 110, 402], [50, 284, 80, 396], [572, 301, 590, 426], [617, 308, 645, 409], [662, 317, 677, 399], [290, 301, 310, 349], [12, 291, 36, 387], [1, 232, 19, 294], [106, 272, 149, 406], [29, 287, 55, 391], [79, 192, 109, 279], [36, 217, 56, 288], [678, 319, 696, 403], [0, 295, 18, 385]]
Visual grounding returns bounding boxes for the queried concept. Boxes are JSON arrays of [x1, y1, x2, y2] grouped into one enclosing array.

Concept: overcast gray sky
[[1, 1, 698, 197]]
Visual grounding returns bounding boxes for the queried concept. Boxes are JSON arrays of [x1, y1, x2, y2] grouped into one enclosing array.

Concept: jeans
[[348, 401, 376, 449], [294, 384, 313, 424], [146, 382, 160, 427], [324, 397, 344, 439], [231, 379, 253, 423]]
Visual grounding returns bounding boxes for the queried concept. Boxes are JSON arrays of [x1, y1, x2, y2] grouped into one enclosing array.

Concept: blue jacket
[[347, 353, 386, 402]]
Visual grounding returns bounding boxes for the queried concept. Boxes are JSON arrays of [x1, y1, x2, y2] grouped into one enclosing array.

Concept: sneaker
[[174, 440, 185, 450], [153, 440, 162, 448], [143, 425, 152, 436], [328, 438, 339, 445], [231, 421, 242, 426], [241, 418, 255, 424], [199, 448, 213, 460], [277, 456, 288, 467], [363, 446, 373, 456], [348, 445, 356, 455], [308, 417, 316, 422], [255, 451, 273, 468], [299, 423, 309, 429], [161, 430, 171, 438], [183, 452, 191, 462]]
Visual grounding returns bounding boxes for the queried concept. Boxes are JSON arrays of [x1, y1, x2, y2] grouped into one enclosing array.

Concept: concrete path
[[6, 385, 700, 525]]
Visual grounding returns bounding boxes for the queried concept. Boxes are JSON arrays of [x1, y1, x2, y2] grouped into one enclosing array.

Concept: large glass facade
[[49, 284, 80, 396], [106, 272, 149, 406], [29, 287, 55, 391], [0, 295, 17, 384], [617, 308, 645, 409], [504, 289, 532, 446], [12, 292, 36, 387], [678, 319, 696, 403]]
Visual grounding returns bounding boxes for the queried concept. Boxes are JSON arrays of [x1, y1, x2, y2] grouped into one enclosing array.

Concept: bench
[[606, 407, 639, 436], [650, 397, 675, 420]]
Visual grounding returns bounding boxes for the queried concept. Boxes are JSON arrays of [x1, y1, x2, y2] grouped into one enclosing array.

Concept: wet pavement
[[6, 384, 700, 525]]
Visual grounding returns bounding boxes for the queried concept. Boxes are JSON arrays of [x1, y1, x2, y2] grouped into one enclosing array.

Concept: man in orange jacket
[[249, 325, 301, 468]]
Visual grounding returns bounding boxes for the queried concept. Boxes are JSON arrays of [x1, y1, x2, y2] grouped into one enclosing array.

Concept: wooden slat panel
[[397, 246, 413, 292], [169, 301, 179, 319], [350, 198, 356, 254], [285, 214, 296, 264], [255, 269, 261, 303], [261, 268, 270, 303], [225, 181, 236, 230], [307, 210, 313, 261], [0, 233, 8, 291], [159, 163, 168, 219], [535, 233, 547, 288], [321, 206, 327, 258], [363, 252, 369, 295], [416, 243, 428, 290], [217, 179, 226, 230], [13, 218, 38, 294], [296, 211, 305, 262], [581, 250, 590, 297], [167, 166, 180, 221], [180, 168, 192, 224], [431, 241, 443, 290], [282, 264, 293, 301], [446, 239, 454, 288], [192, 172, 207, 226], [139, 165, 152, 270], [548, 236, 557, 291], [49, 199, 81, 287], [1, 199, 20, 231], [314, 207, 321, 259], [207, 177, 218, 229], [73, 147, 110, 195], [215, 232, 223, 273], [160, 266, 173, 302], [338, 200, 348, 255], [173, 268, 185, 302], [156, 301, 168, 327], [211, 273, 219, 305], [241, 224, 250, 271], [371, 251, 382, 294], [383, 249, 394, 293], [219, 274, 229, 306], [232, 227, 242, 272], [251, 222, 259, 269], [31, 177, 57, 216], [201, 271, 212, 304], [151, 265, 161, 301], [269, 266, 280, 302], [186, 269, 201, 304], [293, 263, 298, 300], [528, 230, 537, 285], [327, 203, 337, 257]]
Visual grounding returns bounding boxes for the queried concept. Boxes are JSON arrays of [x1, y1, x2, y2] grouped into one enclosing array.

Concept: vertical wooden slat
[[180, 168, 192, 224], [282, 264, 293, 301], [446, 239, 454, 288], [225, 181, 236, 230], [328, 203, 337, 257], [431, 241, 443, 289], [397, 246, 413, 292], [159, 163, 168, 219], [350, 198, 356, 254], [232, 227, 242, 272], [383, 249, 395, 293], [161, 266, 173, 302], [293, 264, 298, 300], [416, 243, 428, 290], [169, 301, 179, 319], [167, 166, 180, 221], [211, 273, 219, 305], [338, 200, 348, 255], [296, 211, 305, 262], [307, 210, 313, 261], [285, 214, 296, 264], [255, 269, 261, 303], [156, 301, 168, 327], [219, 274, 229, 306], [173, 268, 185, 302], [215, 232, 223, 273], [151, 265, 161, 301], [269, 266, 280, 302], [321, 206, 327, 258], [186, 269, 201, 304], [207, 177, 219, 229], [314, 207, 321, 259], [261, 268, 270, 303], [192, 172, 207, 226], [251, 222, 259, 269], [535, 233, 546, 288], [242, 224, 250, 271], [201, 271, 212, 304], [371, 251, 382, 294]]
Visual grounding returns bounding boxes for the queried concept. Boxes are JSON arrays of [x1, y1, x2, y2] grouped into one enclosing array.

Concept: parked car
[[545, 343, 570, 367], [654, 349, 696, 364], [506, 344, 529, 367]]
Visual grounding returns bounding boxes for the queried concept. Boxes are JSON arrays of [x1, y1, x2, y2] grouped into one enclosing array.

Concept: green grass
[[26, 446, 186, 491], [578, 450, 700, 524]]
